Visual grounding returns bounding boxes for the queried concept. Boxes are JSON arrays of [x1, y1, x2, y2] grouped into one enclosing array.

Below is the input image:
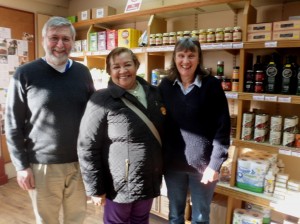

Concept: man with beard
[[5, 16, 95, 224]]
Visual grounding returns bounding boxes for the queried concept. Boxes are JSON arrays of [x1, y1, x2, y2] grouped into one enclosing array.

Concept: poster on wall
[[0, 28, 29, 104]]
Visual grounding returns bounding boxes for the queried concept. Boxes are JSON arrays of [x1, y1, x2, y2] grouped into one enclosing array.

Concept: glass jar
[[217, 61, 224, 76], [233, 26, 242, 42], [232, 66, 240, 79], [215, 28, 224, 43], [169, 32, 176, 45], [224, 27, 233, 42], [222, 78, 232, 91], [149, 34, 156, 46], [232, 79, 239, 92], [254, 82, 264, 93], [191, 30, 199, 40], [162, 33, 169, 45], [155, 33, 163, 46], [199, 29, 207, 43], [207, 28, 216, 43], [255, 70, 265, 82], [183, 31, 191, 38], [177, 31, 184, 41]]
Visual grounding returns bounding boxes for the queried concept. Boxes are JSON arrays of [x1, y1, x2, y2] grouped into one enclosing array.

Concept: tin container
[[282, 131, 295, 147], [269, 130, 282, 145], [254, 128, 267, 142], [255, 113, 269, 129], [242, 112, 254, 128], [241, 126, 253, 140], [283, 116, 298, 133], [270, 115, 283, 131]]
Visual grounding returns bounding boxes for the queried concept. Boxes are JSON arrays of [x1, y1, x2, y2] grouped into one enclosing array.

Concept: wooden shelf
[[73, 0, 247, 30], [244, 40, 300, 49]]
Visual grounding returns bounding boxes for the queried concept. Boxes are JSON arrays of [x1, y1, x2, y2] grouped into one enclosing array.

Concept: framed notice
[[124, 0, 142, 13]]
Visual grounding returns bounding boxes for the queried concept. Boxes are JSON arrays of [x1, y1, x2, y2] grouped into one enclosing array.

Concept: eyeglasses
[[47, 36, 72, 44]]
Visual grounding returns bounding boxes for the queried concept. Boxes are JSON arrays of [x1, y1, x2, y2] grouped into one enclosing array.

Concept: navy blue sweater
[[159, 75, 230, 173], [5, 58, 95, 171]]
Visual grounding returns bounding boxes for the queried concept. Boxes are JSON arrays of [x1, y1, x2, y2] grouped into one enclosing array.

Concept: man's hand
[[91, 194, 106, 206], [17, 168, 35, 190], [200, 167, 219, 184]]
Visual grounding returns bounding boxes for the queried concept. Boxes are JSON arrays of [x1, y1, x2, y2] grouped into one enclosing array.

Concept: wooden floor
[[0, 178, 169, 224]]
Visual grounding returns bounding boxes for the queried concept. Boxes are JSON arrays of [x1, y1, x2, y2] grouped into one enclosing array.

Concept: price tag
[[201, 44, 212, 50], [222, 43, 233, 49], [225, 92, 238, 99], [85, 52, 92, 56], [279, 148, 292, 155], [265, 96, 277, 102], [212, 43, 223, 49], [232, 42, 243, 49], [265, 41, 277, 48], [165, 46, 175, 51], [253, 95, 265, 101], [278, 97, 291, 103], [132, 48, 144, 53], [291, 151, 300, 157]]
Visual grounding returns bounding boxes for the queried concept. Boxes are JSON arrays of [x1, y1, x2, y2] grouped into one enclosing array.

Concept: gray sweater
[[5, 58, 95, 171]]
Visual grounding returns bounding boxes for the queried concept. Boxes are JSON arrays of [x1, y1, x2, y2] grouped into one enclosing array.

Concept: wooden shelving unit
[[70, 0, 300, 222]]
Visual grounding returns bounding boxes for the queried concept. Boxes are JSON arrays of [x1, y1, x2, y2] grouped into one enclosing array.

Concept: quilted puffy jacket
[[78, 76, 165, 203]]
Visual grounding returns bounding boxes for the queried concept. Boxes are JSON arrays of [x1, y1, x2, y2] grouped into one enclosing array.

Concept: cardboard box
[[66, 16, 77, 23], [273, 30, 300, 40], [88, 32, 98, 51], [247, 32, 272, 41], [118, 28, 140, 48], [247, 23, 272, 33], [106, 30, 118, 50], [97, 31, 107, 51], [92, 6, 116, 19], [81, 39, 87, 51], [273, 20, 300, 31], [74, 40, 82, 52], [77, 9, 91, 21]]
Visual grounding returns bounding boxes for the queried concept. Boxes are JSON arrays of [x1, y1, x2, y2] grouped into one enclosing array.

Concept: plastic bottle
[[264, 170, 275, 196]]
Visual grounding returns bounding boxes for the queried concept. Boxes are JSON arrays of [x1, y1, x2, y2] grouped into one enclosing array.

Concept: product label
[[266, 66, 277, 77]]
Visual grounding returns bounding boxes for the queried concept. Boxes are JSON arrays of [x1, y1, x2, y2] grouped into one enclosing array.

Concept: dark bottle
[[253, 55, 264, 74], [281, 56, 297, 95], [265, 53, 281, 93], [291, 55, 298, 95], [296, 67, 300, 96]]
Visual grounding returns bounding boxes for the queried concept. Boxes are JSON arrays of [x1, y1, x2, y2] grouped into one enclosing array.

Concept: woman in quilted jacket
[[77, 47, 165, 224]]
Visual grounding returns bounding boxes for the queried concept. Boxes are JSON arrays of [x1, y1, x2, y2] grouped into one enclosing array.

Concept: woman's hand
[[200, 167, 219, 184], [91, 194, 106, 206]]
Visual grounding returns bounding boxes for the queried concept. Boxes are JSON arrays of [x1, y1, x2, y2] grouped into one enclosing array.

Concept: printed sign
[[125, 0, 142, 13]]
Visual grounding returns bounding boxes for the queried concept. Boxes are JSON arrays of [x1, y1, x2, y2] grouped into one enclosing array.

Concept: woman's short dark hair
[[168, 38, 208, 81], [106, 47, 140, 74]]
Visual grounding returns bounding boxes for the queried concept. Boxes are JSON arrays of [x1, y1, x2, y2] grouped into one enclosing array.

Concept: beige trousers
[[28, 162, 87, 224]]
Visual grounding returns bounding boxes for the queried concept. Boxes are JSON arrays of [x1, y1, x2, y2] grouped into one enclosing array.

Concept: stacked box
[[273, 20, 300, 40], [89, 32, 98, 51], [247, 23, 272, 42], [92, 6, 116, 19], [118, 28, 141, 48], [77, 9, 91, 21], [97, 31, 107, 51], [107, 30, 118, 50]]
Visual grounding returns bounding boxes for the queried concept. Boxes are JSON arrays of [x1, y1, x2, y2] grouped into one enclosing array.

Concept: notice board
[[0, 6, 35, 163]]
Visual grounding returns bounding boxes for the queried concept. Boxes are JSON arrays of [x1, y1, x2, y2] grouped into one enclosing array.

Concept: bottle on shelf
[[253, 55, 264, 74], [265, 53, 281, 94], [264, 169, 275, 196], [216, 60, 224, 80], [281, 55, 297, 95]]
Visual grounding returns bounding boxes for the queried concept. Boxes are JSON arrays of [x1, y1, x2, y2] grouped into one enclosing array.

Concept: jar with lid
[[215, 28, 224, 43], [162, 33, 169, 45], [255, 70, 265, 82], [222, 78, 232, 91], [177, 31, 184, 41], [255, 82, 264, 93], [155, 33, 163, 46], [233, 26, 242, 42], [199, 29, 207, 43], [169, 32, 176, 45], [183, 31, 191, 38], [149, 34, 156, 46], [232, 66, 240, 79], [191, 30, 199, 40], [207, 28, 216, 43], [224, 27, 233, 42], [217, 61, 224, 77], [232, 79, 239, 92]]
